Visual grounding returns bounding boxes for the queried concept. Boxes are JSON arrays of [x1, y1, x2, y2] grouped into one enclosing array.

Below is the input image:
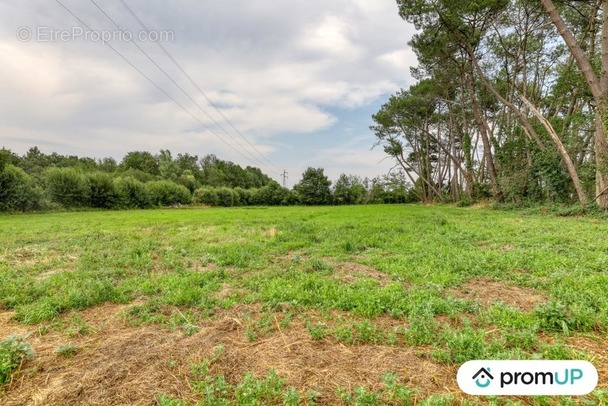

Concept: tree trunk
[[465, 68, 503, 201], [541, 0, 608, 207], [520, 95, 589, 205]]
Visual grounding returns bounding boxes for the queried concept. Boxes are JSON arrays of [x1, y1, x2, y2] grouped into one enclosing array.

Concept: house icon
[[472, 368, 494, 388]]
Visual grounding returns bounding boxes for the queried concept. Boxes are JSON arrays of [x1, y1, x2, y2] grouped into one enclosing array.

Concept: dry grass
[[0, 304, 459, 406], [330, 261, 392, 287], [450, 277, 547, 312]]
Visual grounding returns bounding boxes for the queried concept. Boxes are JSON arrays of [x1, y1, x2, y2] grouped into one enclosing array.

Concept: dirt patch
[[450, 278, 547, 311], [330, 262, 392, 286], [0, 304, 456, 406]]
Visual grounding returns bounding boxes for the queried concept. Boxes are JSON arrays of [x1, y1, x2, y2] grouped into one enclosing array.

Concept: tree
[[294, 168, 332, 205], [333, 174, 366, 205], [158, 149, 179, 181], [539, 0, 608, 207], [120, 151, 160, 176]]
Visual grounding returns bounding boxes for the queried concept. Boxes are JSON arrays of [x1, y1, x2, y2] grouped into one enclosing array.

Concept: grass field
[[0, 205, 607, 405]]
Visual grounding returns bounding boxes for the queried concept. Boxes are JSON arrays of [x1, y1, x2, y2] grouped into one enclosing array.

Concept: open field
[[0, 205, 607, 405]]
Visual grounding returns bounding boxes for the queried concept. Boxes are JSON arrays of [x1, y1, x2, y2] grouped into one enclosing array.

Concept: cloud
[[0, 0, 416, 182]]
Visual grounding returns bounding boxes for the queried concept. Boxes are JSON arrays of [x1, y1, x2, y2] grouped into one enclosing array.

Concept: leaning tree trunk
[[541, 0, 608, 207], [520, 95, 589, 205], [465, 68, 503, 201]]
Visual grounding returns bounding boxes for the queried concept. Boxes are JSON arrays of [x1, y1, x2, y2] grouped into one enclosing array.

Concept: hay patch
[[567, 336, 608, 389], [330, 262, 392, 286], [0, 304, 456, 406], [450, 278, 547, 311]]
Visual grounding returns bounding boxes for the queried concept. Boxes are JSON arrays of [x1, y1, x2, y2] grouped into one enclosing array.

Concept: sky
[[0, 0, 417, 187]]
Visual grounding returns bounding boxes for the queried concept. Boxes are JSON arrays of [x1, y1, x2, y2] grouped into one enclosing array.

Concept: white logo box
[[457, 360, 598, 396]]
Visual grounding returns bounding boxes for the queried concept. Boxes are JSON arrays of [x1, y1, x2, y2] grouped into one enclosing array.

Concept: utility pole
[[281, 170, 288, 188]]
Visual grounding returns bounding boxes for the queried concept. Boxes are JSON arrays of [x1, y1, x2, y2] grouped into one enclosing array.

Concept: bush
[[45, 167, 90, 208], [254, 182, 290, 206], [193, 188, 219, 206], [0, 165, 43, 212], [176, 174, 199, 193], [114, 177, 151, 209], [146, 181, 192, 207], [216, 187, 236, 207], [87, 172, 120, 209], [234, 187, 254, 206]]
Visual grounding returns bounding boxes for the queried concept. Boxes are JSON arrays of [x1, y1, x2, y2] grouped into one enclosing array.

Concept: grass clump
[[55, 343, 78, 358]]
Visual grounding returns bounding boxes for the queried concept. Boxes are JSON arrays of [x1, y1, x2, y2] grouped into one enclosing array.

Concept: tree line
[[0, 147, 413, 212], [373, 0, 608, 207]]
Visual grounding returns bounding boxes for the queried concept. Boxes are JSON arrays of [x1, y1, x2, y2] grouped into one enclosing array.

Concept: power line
[[87, 0, 274, 173], [54, 0, 263, 166], [116, 0, 281, 173]]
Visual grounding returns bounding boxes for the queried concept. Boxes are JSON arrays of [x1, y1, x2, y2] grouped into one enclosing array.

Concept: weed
[[156, 395, 188, 406], [0, 335, 33, 386], [306, 322, 328, 340], [66, 315, 93, 338], [55, 343, 78, 358], [404, 305, 437, 345], [535, 301, 575, 334], [353, 320, 383, 344], [334, 324, 355, 345]]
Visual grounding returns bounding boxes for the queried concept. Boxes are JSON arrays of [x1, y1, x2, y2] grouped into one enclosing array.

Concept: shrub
[[216, 187, 236, 207], [146, 181, 192, 207], [234, 187, 254, 206], [87, 172, 120, 209], [45, 167, 90, 208], [0, 165, 42, 212], [176, 174, 199, 193], [114, 177, 151, 209], [254, 182, 290, 206], [193, 188, 219, 206]]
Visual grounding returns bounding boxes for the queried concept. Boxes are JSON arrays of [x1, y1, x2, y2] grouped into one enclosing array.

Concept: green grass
[[0, 205, 607, 403]]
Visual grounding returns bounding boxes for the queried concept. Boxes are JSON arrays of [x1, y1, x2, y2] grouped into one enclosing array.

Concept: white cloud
[[300, 15, 362, 59], [0, 0, 417, 182]]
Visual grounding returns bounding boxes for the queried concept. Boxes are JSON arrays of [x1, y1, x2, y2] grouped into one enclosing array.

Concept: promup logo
[[458, 361, 598, 396], [472, 368, 494, 388]]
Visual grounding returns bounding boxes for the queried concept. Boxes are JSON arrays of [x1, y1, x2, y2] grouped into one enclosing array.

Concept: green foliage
[[255, 181, 292, 206], [535, 301, 577, 334], [114, 177, 151, 209], [333, 174, 366, 205], [87, 172, 120, 209], [0, 165, 42, 212], [145, 181, 192, 207], [216, 187, 237, 207], [234, 187, 255, 206], [294, 168, 332, 205], [45, 167, 90, 208], [0, 336, 33, 386], [337, 372, 416, 406], [121, 151, 160, 175], [193, 187, 219, 206], [55, 343, 78, 358]]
